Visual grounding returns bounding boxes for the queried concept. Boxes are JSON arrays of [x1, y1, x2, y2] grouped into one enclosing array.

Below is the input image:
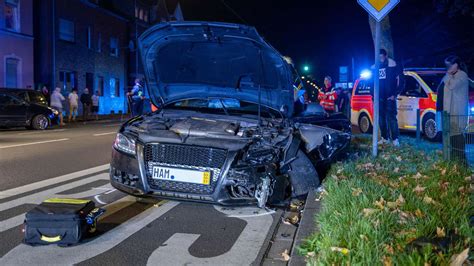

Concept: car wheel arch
[[421, 112, 440, 141], [358, 112, 373, 133], [31, 114, 50, 130]]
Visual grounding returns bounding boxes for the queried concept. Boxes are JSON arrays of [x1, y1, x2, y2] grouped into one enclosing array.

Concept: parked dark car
[[110, 22, 351, 208], [0, 88, 48, 106], [0, 92, 58, 130]]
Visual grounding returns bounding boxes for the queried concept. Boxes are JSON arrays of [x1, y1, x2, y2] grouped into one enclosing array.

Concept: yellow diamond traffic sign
[[358, 0, 399, 21], [368, 0, 389, 11]]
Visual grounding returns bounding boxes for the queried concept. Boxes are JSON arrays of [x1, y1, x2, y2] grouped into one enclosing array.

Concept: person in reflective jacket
[[318, 76, 337, 113]]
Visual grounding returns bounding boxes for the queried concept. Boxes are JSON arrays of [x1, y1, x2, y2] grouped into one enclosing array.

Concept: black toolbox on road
[[24, 198, 98, 246]]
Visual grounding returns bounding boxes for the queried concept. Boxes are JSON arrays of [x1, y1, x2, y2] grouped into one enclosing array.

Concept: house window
[[97, 32, 102, 52], [110, 78, 120, 97], [110, 37, 118, 57], [87, 27, 92, 49], [86, 73, 94, 91], [97, 76, 104, 96], [59, 71, 76, 92], [59, 19, 75, 42], [5, 58, 19, 88], [4, 0, 19, 32], [144, 10, 149, 22]]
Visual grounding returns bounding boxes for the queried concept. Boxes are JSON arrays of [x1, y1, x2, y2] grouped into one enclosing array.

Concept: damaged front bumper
[[110, 144, 262, 206]]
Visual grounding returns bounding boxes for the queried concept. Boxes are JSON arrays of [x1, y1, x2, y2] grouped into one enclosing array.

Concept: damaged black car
[[110, 22, 351, 208]]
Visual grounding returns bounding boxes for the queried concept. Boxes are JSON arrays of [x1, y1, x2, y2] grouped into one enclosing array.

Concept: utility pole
[[357, 0, 399, 157], [135, 0, 139, 80], [372, 22, 381, 157]]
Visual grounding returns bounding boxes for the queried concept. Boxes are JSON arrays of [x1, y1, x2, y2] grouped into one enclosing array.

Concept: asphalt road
[[0, 121, 285, 265], [0, 121, 121, 190]]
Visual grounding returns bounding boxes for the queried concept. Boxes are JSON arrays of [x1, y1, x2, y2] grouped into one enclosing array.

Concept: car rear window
[[355, 80, 373, 96], [28, 91, 48, 105]]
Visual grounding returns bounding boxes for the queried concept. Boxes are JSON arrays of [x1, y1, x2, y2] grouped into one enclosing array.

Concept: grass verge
[[300, 135, 473, 265]]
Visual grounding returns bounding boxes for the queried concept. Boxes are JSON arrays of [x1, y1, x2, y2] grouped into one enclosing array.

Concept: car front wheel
[[358, 113, 373, 134], [31, 115, 49, 130]]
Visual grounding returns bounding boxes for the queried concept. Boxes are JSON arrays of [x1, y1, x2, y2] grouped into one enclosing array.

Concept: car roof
[[404, 68, 445, 74], [0, 88, 37, 92]]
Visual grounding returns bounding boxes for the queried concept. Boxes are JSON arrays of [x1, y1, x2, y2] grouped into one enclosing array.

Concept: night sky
[[175, 0, 473, 85]]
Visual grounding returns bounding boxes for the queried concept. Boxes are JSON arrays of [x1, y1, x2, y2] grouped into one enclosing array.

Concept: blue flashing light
[[360, 69, 372, 80]]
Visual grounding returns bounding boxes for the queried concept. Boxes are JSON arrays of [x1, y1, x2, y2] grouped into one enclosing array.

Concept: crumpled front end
[[110, 113, 292, 207]]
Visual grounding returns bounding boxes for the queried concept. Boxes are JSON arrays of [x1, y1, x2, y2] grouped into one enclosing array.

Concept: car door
[[397, 75, 426, 130], [0, 93, 27, 127]]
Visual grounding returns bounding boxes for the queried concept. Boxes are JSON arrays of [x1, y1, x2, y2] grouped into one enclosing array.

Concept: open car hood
[[138, 22, 294, 117]]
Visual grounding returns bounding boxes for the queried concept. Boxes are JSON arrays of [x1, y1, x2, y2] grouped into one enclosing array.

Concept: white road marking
[[0, 138, 69, 149], [147, 206, 273, 265], [105, 189, 117, 195], [0, 164, 109, 199], [1, 201, 179, 265], [17, 129, 66, 135], [93, 132, 116, 137], [94, 195, 107, 205]]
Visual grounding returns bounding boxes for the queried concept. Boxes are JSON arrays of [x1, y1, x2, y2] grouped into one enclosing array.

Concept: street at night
[[0, 121, 284, 265], [1, 0, 473, 265]]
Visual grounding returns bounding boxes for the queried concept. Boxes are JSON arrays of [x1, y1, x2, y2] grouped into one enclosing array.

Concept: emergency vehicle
[[351, 68, 451, 141]]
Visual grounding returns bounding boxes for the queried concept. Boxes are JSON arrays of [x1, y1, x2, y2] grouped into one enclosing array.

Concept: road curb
[[289, 190, 321, 266]]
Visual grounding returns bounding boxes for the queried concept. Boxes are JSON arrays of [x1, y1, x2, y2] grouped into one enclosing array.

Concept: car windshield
[[166, 98, 283, 119], [418, 73, 445, 93]]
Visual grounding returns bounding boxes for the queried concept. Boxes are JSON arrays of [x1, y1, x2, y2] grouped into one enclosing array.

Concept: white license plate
[[151, 166, 211, 185]]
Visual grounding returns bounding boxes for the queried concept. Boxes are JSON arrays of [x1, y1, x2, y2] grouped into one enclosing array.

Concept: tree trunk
[[369, 16, 395, 58]]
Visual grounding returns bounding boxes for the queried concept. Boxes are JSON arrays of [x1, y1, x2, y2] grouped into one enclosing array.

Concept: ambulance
[[351, 68, 449, 141]]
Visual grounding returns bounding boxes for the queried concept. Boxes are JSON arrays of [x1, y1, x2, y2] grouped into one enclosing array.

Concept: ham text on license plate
[[151, 166, 210, 185]]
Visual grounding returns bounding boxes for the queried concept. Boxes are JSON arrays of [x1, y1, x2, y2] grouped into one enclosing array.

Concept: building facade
[[0, 0, 34, 88], [34, 0, 131, 114], [34, 0, 182, 115]]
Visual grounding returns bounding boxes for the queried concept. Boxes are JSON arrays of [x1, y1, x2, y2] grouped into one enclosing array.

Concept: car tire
[[289, 150, 321, 199], [31, 114, 49, 130], [422, 113, 440, 142], [358, 113, 372, 134]]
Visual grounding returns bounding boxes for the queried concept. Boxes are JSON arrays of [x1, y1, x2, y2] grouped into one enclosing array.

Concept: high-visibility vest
[[318, 88, 338, 111]]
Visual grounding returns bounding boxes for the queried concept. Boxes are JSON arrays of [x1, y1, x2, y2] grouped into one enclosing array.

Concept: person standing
[[128, 79, 145, 117], [50, 87, 66, 126], [318, 76, 337, 113], [91, 91, 100, 121], [41, 85, 50, 105], [376, 49, 402, 147], [438, 56, 470, 164], [336, 87, 350, 118], [80, 88, 92, 122], [68, 89, 79, 122]]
